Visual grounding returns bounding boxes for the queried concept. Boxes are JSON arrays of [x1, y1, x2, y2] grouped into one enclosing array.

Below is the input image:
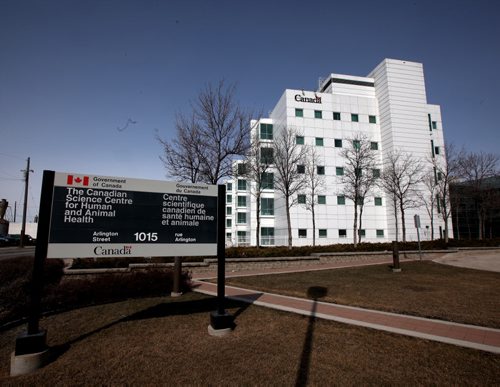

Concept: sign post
[[208, 185, 233, 336], [11, 171, 54, 377], [414, 214, 422, 261]]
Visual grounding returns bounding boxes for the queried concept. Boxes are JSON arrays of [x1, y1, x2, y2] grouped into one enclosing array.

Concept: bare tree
[[157, 115, 202, 183], [379, 150, 423, 242], [458, 151, 499, 239], [339, 134, 379, 247], [273, 127, 308, 248], [158, 80, 253, 184], [302, 146, 325, 246], [240, 130, 274, 247], [418, 167, 438, 240], [434, 143, 461, 243]]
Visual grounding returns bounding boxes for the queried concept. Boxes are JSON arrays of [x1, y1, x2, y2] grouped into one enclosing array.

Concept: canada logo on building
[[67, 175, 89, 186]]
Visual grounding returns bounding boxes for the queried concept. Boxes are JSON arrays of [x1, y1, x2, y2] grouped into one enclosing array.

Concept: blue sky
[[1, 0, 499, 222]]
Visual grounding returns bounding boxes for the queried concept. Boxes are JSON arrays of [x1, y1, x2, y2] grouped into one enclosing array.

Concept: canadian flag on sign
[[67, 175, 89, 186]]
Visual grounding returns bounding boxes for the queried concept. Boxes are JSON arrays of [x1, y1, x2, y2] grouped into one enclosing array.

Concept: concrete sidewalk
[[193, 257, 500, 354]]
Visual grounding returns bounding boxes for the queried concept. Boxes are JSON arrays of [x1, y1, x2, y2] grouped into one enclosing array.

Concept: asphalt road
[[0, 246, 35, 261]]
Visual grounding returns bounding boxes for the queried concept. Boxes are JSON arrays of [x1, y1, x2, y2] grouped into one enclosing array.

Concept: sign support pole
[[208, 184, 233, 335], [11, 170, 54, 376]]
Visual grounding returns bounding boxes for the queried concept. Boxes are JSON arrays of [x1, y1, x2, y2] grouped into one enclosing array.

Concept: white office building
[[225, 59, 448, 247]]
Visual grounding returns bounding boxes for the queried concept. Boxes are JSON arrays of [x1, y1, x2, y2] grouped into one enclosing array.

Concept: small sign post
[[414, 214, 422, 261]]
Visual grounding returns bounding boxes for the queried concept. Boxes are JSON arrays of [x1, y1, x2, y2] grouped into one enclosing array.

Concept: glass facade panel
[[261, 198, 274, 215], [260, 123, 273, 140], [261, 227, 275, 246]]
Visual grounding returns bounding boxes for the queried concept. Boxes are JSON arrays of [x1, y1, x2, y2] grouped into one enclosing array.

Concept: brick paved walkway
[[193, 259, 500, 354]]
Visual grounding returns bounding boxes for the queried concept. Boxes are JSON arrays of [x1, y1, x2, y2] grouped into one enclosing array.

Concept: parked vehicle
[[4, 234, 36, 246], [0, 236, 12, 247]]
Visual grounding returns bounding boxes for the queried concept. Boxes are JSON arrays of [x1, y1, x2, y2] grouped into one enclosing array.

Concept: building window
[[369, 115, 377, 124], [296, 135, 304, 145], [358, 229, 366, 237], [351, 113, 359, 122], [434, 146, 440, 155], [370, 141, 378, 150], [261, 227, 275, 246], [260, 147, 274, 164], [237, 212, 247, 224], [333, 112, 341, 120], [432, 121, 437, 130], [317, 166, 325, 175], [297, 194, 306, 204], [260, 123, 273, 140], [372, 169, 381, 178], [431, 140, 435, 158], [298, 229, 307, 238], [319, 229, 327, 238], [355, 168, 362, 177], [374, 197, 382, 206], [353, 140, 360, 149], [318, 195, 326, 204], [237, 163, 247, 175], [428, 114, 433, 131], [227, 182, 232, 191], [297, 165, 305, 174], [261, 198, 274, 215], [295, 108, 303, 117], [261, 172, 274, 190], [315, 137, 324, 146], [237, 179, 247, 191], [226, 232, 232, 240], [337, 196, 345, 205], [226, 207, 232, 215], [314, 110, 322, 119], [226, 194, 232, 203], [339, 229, 347, 238], [376, 229, 384, 238], [334, 139, 343, 148], [437, 171, 443, 181], [336, 167, 344, 176], [237, 195, 247, 207], [226, 218, 232, 227], [237, 231, 247, 244]]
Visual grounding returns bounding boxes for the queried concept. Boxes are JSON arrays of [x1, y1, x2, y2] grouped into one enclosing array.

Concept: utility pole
[[20, 157, 33, 248]]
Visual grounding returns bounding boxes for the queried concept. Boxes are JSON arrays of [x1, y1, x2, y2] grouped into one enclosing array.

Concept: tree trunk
[[359, 205, 364, 243], [393, 196, 399, 242], [443, 204, 449, 243], [353, 203, 358, 247], [400, 201, 406, 243], [285, 195, 292, 249], [431, 212, 434, 240], [312, 204, 316, 247], [256, 195, 260, 247]]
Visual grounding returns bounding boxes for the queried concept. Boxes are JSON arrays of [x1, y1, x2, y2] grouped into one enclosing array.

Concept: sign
[[46, 172, 219, 258], [294, 94, 322, 104], [414, 214, 421, 228]]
